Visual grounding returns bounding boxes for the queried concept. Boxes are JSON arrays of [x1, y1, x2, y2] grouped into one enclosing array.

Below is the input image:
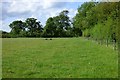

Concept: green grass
[[2, 38, 118, 78]]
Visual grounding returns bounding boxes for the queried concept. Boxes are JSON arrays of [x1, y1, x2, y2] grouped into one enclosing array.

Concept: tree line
[[73, 2, 119, 49], [1, 10, 82, 38], [1, 2, 119, 49]]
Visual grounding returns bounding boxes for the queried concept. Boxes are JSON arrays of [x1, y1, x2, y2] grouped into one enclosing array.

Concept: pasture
[[2, 38, 118, 78]]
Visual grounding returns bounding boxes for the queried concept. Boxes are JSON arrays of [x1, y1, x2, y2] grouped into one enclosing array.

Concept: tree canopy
[[73, 2, 119, 47]]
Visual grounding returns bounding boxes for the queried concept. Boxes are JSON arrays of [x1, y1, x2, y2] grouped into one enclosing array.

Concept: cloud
[[2, 2, 36, 20], [0, 20, 11, 32], [0, 20, 2, 30], [68, 9, 77, 18], [1, 1, 80, 32], [1, 0, 99, 2], [2, 1, 67, 20]]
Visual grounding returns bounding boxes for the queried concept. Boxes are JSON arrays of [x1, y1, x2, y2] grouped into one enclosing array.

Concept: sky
[[0, 0, 86, 32], [1, 0, 117, 32]]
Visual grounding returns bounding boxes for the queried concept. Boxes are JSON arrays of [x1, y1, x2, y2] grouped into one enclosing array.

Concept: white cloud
[[0, 20, 11, 32], [1, 1, 81, 31], [7, 2, 40, 13], [68, 9, 77, 20], [42, 0, 55, 9], [16, 18, 25, 21], [0, 20, 2, 30], [2, 1, 67, 19], [3, 0, 120, 2], [1, 0, 97, 2], [74, 10, 78, 14]]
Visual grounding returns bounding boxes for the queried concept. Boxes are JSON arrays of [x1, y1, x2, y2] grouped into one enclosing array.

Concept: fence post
[[113, 40, 116, 50]]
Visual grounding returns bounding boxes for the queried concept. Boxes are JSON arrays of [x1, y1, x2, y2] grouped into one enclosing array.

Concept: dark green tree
[[25, 18, 43, 37], [9, 20, 26, 37], [42, 17, 56, 37], [43, 10, 71, 37]]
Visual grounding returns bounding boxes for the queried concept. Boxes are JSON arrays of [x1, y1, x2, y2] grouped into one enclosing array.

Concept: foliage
[[9, 18, 43, 37], [73, 2, 119, 48], [1, 31, 11, 38], [25, 18, 43, 37], [43, 10, 72, 37], [7, 10, 78, 38]]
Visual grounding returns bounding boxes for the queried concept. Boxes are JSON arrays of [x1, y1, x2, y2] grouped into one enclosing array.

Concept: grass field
[[2, 38, 118, 78]]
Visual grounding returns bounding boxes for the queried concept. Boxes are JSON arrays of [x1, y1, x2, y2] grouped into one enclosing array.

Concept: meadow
[[2, 38, 118, 78]]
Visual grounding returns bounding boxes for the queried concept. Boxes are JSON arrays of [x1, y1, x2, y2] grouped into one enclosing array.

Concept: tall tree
[[9, 20, 26, 37], [55, 10, 71, 37], [42, 17, 56, 37], [43, 10, 71, 37], [25, 18, 43, 37]]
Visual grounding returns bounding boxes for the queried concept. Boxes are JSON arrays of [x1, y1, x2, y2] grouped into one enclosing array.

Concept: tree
[[9, 20, 26, 37], [1, 31, 10, 38], [43, 10, 71, 37], [73, 2, 118, 48], [73, 2, 96, 37], [25, 18, 43, 37], [42, 17, 56, 37], [55, 10, 71, 37]]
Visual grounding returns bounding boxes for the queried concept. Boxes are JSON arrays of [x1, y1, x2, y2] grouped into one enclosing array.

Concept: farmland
[[2, 38, 118, 78]]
